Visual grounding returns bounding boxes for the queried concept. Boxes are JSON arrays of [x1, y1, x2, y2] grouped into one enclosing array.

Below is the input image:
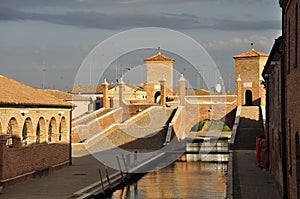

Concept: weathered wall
[[0, 107, 71, 185], [282, 0, 300, 197], [72, 108, 123, 143], [0, 139, 69, 184], [235, 57, 267, 106]]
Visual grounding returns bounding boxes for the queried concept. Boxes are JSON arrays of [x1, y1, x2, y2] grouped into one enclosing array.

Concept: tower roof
[[144, 52, 175, 62], [233, 49, 268, 59]]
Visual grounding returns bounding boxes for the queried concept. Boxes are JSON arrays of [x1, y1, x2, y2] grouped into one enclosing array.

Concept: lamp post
[[42, 68, 46, 89]]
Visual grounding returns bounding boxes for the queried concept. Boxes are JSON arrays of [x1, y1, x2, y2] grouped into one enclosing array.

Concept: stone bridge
[[169, 95, 237, 140], [73, 76, 237, 145], [107, 76, 237, 141]]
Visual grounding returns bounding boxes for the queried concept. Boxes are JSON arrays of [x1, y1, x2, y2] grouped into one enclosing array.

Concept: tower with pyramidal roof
[[144, 48, 175, 103], [233, 48, 269, 106]]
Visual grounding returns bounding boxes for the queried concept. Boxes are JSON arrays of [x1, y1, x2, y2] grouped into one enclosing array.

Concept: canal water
[[110, 140, 228, 199]]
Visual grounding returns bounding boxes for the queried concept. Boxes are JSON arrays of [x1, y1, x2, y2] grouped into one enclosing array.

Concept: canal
[[110, 139, 228, 199]]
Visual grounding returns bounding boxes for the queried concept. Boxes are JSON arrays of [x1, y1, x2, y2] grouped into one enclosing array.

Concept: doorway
[[154, 91, 161, 103], [245, 90, 253, 106]]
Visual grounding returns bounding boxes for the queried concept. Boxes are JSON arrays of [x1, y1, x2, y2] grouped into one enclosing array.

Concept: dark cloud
[[209, 18, 281, 31], [0, 6, 280, 31], [0, 0, 277, 9]]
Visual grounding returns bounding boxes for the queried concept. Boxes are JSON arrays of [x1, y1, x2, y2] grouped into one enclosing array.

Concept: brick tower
[[144, 48, 175, 103], [233, 48, 268, 106]]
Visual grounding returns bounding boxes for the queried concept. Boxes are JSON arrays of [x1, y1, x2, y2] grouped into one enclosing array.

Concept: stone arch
[[36, 117, 46, 144], [245, 90, 253, 106], [21, 117, 33, 145], [154, 91, 161, 103], [48, 117, 57, 143], [296, 132, 300, 198], [190, 119, 231, 133], [59, 117, 67, 142], [7, 117, 19, 147]]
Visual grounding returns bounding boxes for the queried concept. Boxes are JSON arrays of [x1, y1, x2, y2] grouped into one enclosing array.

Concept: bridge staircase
[[234, 106, 264, 150]]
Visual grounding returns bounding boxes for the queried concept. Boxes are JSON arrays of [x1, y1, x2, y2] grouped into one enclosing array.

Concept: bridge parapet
[[171, 95, 237, 140]]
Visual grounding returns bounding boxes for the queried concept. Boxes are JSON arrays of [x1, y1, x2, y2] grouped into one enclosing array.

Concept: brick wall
[[72, 108, 123, 143], [0, 107, 71, 185], [145, 60, 173, 103], [235, 56, 267, 106], [0, 139, 70, 184], [281, 0, 300, 197]]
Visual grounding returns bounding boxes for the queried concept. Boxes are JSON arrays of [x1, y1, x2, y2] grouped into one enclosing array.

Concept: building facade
[[0, 75, 72, 185], [263, 36, 284, 196], [263, 0, 300, 198], [280, 0, 300, 198]]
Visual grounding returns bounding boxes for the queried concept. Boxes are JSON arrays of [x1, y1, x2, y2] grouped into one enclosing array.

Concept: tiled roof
[[144, 52, 175, 62], [233, 49, 269, 59], [70, 84, 115, 94], [40, 89, 90, 101], [0, 75, 72, 107]]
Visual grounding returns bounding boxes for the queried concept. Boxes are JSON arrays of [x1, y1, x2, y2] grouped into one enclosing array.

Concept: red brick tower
[[233, 49, 268, 106]]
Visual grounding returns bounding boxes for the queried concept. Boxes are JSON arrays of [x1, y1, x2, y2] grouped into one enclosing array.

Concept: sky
[[0, 0, 282, 92]]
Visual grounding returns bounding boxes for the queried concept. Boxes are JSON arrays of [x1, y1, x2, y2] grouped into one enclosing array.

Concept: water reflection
[[111, 161, 227, 199], [111, 139, 228, 199]]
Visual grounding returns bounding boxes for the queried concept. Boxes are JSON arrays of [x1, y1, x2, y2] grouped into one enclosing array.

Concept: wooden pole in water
[[98, 168, 105, 193], [121, 154, 129, 175], [105, 166, 112, 190], [116, 156, 124, 182]]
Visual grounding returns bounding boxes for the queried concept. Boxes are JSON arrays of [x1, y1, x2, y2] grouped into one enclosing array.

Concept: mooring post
[[105, 166, 112, 190], [98, 168, 105, 193], [116, 156, 124, 182], [122, 154, 129, 176]]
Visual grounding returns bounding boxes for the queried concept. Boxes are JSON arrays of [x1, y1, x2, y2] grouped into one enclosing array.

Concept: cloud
[[0, 6, 280, 31], [0, 0, 278, 9], [204, 35, 273, 53]]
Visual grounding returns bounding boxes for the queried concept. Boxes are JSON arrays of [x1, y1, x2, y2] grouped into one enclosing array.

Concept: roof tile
[[144, 52, 175, 62], [0, 75, 72, 107], [233, 49, 268, 59]]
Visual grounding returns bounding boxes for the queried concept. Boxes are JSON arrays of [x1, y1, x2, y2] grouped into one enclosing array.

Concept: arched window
[[22, 118, 33, 145], [48, 117, 56, 143], [154, 91, 161, 103], [59, 117, 67, 142], [48, 122, 52, 143], [22, 122, 27, 144], [7, 118, 18, 147], [36, 117, 46, 144], [58, 123, 62, 141], [36, 122, 41, 144]]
